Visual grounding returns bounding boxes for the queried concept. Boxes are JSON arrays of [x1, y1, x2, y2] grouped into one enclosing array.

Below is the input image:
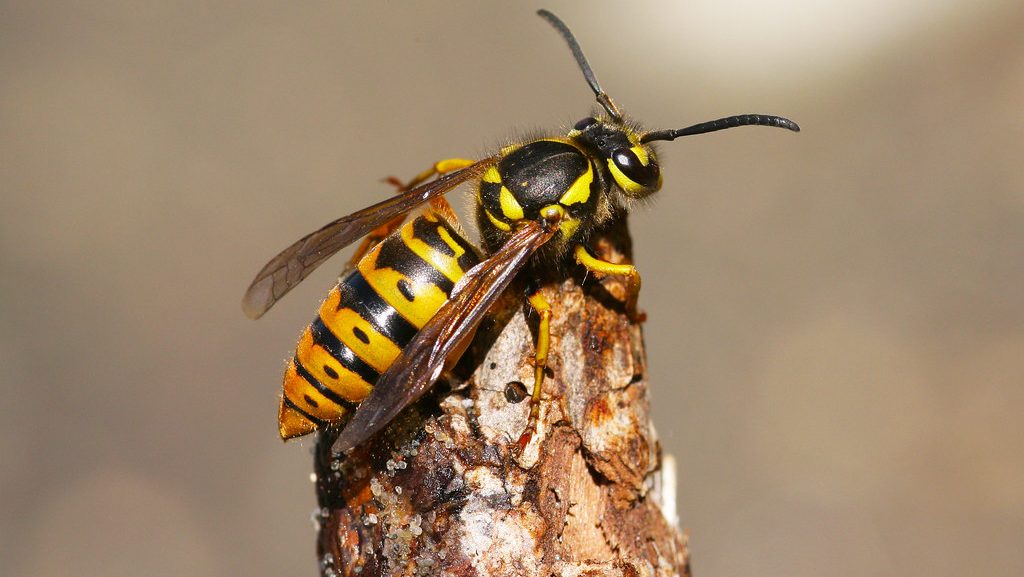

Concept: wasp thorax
[[476, 136, 603, 253]]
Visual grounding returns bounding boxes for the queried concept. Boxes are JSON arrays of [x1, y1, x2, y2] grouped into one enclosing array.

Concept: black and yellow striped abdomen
[[278, 213, 481, 439]]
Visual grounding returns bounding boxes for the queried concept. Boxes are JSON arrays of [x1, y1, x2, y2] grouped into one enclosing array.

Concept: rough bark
[[312, 214, 690, 577]]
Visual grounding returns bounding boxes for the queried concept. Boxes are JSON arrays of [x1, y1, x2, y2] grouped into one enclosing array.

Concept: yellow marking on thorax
[[485, 209, 512, 232], [401, 221, 470, 283], [295, 327, 373, 402], [499, 186, 524, 220], [318, 288, 402, 373], [499, 143, 521, 157], [483, 166, 502, 184], [558, 161, 594, 206], [358, 245, 449, 329]]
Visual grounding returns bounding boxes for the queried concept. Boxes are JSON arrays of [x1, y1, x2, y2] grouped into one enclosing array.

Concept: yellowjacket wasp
[[243, 10, 799, 455]]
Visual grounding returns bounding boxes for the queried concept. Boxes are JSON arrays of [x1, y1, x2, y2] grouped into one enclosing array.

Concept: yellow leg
[[574, 245, 642, 320], [404, 157, 476, 236], [404, 158, 477, 189], [517, 290, 552, 451]]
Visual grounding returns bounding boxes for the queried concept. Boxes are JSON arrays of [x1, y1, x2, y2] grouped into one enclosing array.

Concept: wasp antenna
[[537, 9, 623, 122], [641, 114, 800, 143]]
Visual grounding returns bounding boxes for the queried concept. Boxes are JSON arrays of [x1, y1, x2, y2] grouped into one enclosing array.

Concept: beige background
[[2, 1, 1022, 576]]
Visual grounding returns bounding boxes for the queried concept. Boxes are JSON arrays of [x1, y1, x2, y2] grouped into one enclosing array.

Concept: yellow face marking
[[607, 159, 646, 196], [485, 209, 512, 232], [631, 145, 650, 165], [401, 221, 470, 283], [498, 186, 524, 220], [358, 245, 449, 328], [607, 144, 659, 195], [558, 162, 594, 206], [318, 289, 402, 374], [296, 328, 373, 402]]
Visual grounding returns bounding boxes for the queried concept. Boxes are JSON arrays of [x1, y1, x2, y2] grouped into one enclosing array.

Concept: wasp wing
[[242, 157, 497, 319], [331, 220, 556, 455]]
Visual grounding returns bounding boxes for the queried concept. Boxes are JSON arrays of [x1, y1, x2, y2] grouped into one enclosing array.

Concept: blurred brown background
[[2, 1, 1022, 576]]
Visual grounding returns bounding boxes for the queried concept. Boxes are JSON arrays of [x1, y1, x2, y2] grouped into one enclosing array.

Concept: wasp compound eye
[[611, 147, 661, 192], [574, 117, 598, 131]]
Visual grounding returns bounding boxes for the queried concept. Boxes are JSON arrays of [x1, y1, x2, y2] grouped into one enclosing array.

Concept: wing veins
[[331, 221, 556, 454], [242, 157, 496, 319]]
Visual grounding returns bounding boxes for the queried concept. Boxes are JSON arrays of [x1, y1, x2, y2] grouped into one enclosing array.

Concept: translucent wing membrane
[[331, 220, 557, 454], [242, 158, 496, 319]]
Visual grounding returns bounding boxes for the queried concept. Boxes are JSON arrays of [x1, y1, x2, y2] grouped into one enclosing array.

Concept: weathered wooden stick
[[312, 213, 689, 577]]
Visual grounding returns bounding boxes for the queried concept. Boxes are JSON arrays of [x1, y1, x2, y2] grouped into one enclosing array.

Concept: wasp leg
[[574, 245, 642, 321], [517, 290, 552, 451], [404, 157, 477, 189], [397, 157, 476, 236], [419, 159, 475, 236]]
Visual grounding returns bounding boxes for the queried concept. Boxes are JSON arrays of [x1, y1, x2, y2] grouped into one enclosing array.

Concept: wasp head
[[569, 116, 663, 200]]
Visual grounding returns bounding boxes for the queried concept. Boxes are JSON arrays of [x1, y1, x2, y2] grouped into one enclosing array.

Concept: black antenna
[[537, 9, 623, 122], [642, 114, 800, 143]]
